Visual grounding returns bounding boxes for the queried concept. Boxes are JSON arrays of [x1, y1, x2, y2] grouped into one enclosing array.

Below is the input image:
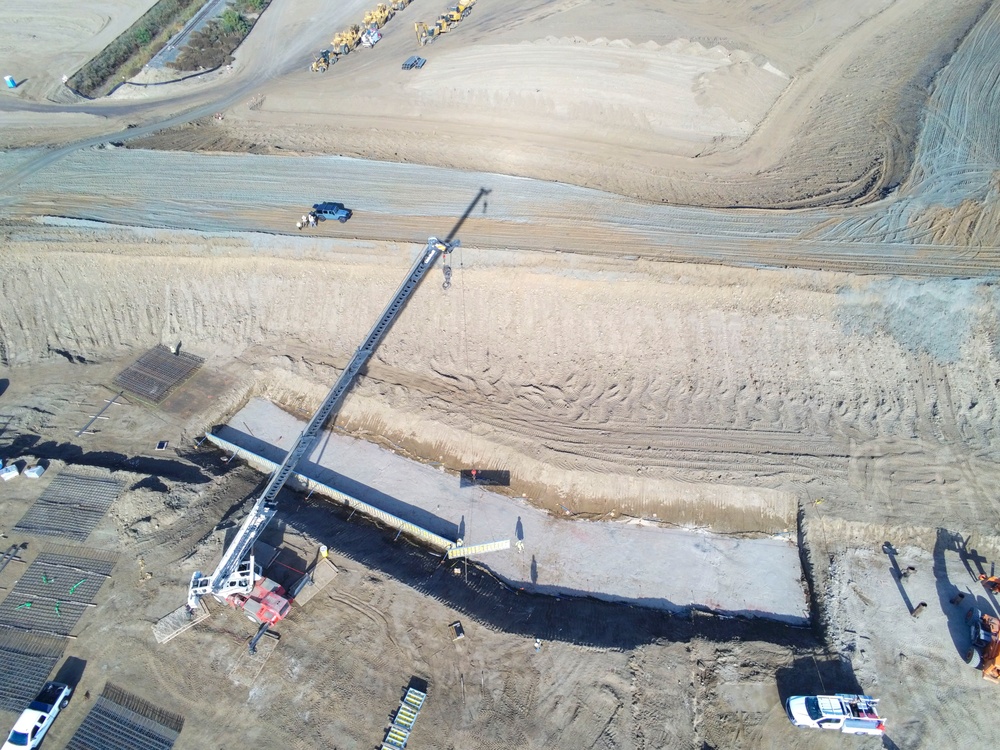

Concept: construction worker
[[296, 220, 303, 230], [308, 212, 317, 227]]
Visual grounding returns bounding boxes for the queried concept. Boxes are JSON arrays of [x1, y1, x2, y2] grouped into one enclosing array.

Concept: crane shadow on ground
[[933, 528, 999, 660], [774, 655, 863, 703], [274, 492, 819, 652], [0, 434, 213, 484]]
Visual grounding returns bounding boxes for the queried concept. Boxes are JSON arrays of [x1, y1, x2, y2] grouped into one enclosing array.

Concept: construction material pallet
[[381, 687, 427, 749]]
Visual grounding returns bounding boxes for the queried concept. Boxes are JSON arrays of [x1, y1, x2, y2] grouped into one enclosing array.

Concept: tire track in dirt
[[325, 588, 405, 660], [362, 365, 853, 487]]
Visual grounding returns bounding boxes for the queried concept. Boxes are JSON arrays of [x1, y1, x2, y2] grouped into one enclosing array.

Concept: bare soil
[[130, 0, 992, 208], [1, 0, 999, 748]]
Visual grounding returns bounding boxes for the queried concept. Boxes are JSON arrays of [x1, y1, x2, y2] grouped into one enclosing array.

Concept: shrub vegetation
[[67, 0, 271, 95], [68, 0, 202, 96], [168, 1, 270, 72]]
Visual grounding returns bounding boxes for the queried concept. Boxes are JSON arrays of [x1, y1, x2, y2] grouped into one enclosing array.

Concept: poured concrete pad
[[221, 399, 808, 624], [293, 558, 338, 608], [152, 601, 210, 645]]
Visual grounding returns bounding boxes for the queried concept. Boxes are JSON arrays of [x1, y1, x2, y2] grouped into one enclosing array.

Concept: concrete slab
[[220, 398, 808, 624], [152, 601, 210, 645], [292, 558, 338, 608]]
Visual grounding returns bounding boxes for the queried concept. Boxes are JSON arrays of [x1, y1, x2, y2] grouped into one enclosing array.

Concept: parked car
[[311, 202, 353, 223], [1, 682, 72, 749], [785, 694, 885, 736]]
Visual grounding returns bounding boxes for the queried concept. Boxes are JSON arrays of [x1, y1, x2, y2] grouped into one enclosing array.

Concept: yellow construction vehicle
[[434, 14, 453, 34], [310, 49, 332, 72], [417, 17, 450, 42], [331, 25, 362, 56], [442, 2, 473, 22], [416, 0, 479, 45], [378, 1, 395, 21], [363, 3, 394, 30], [415, 22, 435, 46], [391, 0, 411, 10]]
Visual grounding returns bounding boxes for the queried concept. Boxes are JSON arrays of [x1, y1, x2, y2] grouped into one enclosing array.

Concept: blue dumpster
[[4, 76, 16, 89]]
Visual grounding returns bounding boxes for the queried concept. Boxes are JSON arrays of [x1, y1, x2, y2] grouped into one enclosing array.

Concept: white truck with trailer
[[785, 693, 886, 736]]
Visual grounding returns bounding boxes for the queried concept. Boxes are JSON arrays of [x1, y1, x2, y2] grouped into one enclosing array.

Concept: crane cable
[[460, 244, 469, 371]]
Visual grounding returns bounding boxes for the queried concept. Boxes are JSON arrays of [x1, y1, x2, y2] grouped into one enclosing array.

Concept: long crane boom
[[188, 237, 458, 610]]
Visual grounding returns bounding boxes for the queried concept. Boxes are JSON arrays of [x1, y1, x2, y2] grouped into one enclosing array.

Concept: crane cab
[[231, 576, 291, 626]]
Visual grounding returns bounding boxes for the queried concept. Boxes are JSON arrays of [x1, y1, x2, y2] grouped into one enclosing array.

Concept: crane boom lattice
[[188, 237, 458, 609]]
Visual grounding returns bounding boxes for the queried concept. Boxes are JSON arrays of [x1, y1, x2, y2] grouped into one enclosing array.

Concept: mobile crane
[[188, 236, 460, 650]]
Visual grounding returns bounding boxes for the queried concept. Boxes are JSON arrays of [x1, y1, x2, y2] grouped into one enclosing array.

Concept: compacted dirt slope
[[136, 0, 993, 207]]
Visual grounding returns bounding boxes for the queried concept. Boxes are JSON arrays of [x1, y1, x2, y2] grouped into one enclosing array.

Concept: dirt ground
[[126, 0, 992, 208], [2, 0, 1000, 748], [0, 0, 157, 102]]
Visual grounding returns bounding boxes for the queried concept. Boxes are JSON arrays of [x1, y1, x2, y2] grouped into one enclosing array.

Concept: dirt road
[[4, 4, 1000, 278]]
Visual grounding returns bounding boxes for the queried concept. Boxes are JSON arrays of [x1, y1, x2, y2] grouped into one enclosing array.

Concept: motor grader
[[434, 14, 454, 33], [310, 49, 332, 72]]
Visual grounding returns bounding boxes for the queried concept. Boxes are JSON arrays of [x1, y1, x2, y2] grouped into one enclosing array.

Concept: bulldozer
[[363, 3, 394, 30], [965, 606, 1000, 682], [331, 25, 362, 56], [310, 49, 332, 72]]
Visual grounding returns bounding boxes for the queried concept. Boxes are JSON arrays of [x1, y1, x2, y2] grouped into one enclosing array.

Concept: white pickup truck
[[785, 693, 886, 736], [1, 682, 72, 749]]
